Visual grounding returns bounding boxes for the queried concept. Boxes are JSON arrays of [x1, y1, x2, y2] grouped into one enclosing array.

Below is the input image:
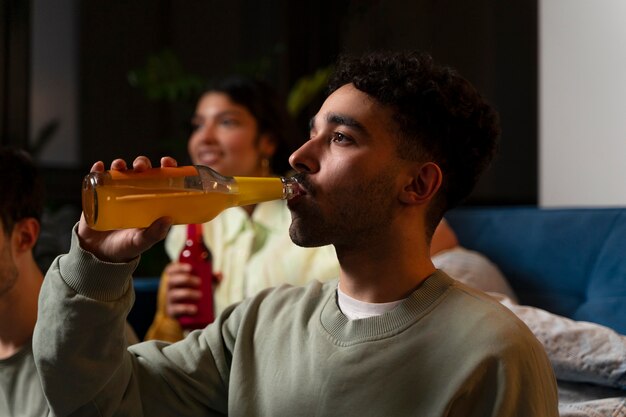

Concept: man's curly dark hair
[[328, 51, 501, 236]]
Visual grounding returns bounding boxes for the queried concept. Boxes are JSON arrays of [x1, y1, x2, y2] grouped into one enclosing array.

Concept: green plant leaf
[[287, 65, 334, 116]]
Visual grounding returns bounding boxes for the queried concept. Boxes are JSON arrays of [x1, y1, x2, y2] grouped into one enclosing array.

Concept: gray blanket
[[495, 295, 626, 417], [433, 247, 626, 417]]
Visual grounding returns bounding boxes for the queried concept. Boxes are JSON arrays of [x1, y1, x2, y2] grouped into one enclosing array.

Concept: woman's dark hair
[[203, 75, 300, 176]]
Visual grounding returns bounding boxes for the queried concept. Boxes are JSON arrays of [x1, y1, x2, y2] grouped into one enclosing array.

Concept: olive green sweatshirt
[[33, 230, 559, 416], [0, 342, 48, 417]]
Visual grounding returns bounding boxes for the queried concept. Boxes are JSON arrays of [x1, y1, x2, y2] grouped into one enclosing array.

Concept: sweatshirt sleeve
[[32, 226, 230, 416]]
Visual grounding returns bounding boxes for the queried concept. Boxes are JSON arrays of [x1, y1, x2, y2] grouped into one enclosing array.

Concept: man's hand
[[77, 156, 175, 263]]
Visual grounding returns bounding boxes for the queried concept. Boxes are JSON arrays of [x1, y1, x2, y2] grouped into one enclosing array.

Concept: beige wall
[[540, 0, 626, 206]]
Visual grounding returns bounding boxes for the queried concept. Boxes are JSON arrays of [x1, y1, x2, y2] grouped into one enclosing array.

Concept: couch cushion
[[446, 207, 626, 335]]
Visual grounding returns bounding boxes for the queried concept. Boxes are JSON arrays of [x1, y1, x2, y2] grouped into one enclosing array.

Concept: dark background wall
[[77, 0, 349, 166], [1, 0, 537, 234], [74, 0, 536, 206]]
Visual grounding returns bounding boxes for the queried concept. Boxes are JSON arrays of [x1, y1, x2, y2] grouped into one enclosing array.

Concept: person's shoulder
[[439, 273, 541, 347], [447, 279, 519, 323], [433, 246, 517, 301]]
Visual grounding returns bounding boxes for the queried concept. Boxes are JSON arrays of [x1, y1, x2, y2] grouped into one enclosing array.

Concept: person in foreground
[[33, 51, 559, 416]]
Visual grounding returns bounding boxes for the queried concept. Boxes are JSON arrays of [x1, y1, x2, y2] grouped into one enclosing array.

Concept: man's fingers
[[110, 159, 127, 170], [146, 217, 172, 240], [131, 156, 153, 171], [90, 161, 105, 173], [160, 156, 177, 167]]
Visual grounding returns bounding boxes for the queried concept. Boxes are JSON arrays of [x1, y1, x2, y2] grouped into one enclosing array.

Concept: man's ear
[[399, 162, 442, 205], [12, 218, 40, 253]]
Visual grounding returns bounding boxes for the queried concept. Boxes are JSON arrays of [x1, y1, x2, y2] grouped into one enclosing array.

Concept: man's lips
[[286, 183, 306, 208], [287, 174, 310, 208], [290, 173, 309, 195]]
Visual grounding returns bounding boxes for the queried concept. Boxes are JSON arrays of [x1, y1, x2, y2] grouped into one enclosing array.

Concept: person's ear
[[12, 218, 40, 253], [258, 134, 277, 159], [399, 162, 442, 205]]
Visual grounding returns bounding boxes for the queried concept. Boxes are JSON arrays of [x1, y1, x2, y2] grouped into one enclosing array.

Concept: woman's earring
[[261, 157, 270, 176]]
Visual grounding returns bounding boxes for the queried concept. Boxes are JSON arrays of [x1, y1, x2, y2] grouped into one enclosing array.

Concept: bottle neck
[[232, 176, 299, 207], [281, 176, 300, 200], [186, 223, 203, 243]]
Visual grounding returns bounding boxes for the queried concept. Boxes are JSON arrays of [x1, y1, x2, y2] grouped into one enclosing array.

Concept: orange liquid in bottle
[[91, 186, 237, 231]]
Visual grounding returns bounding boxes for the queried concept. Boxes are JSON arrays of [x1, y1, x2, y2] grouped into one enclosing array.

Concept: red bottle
[[177, 223, 215, 329]]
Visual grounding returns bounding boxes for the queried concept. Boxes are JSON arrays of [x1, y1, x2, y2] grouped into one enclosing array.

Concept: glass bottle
[[178, 223, 215, 330], [82, 165, 301, 231]]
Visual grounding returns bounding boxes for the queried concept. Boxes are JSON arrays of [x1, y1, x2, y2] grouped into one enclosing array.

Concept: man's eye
[[330, 132, 351, 144]]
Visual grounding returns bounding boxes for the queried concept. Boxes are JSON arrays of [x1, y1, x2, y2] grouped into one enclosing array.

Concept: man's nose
[[289, 137, 320, 174]]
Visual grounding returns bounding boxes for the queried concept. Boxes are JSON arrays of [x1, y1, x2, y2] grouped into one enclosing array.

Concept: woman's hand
[[164, 262, 202, 317], [77, 156, 176, 263], [164, 264, 223, 318]]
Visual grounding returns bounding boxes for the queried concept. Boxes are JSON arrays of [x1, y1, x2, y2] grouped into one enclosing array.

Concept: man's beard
[[288, 169, 397, 250]]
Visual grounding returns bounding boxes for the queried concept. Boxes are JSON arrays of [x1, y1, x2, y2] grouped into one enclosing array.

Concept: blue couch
[[129, 277, 161, 340], [446, 206, 626, 335], [130, 206, 626, 339]]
